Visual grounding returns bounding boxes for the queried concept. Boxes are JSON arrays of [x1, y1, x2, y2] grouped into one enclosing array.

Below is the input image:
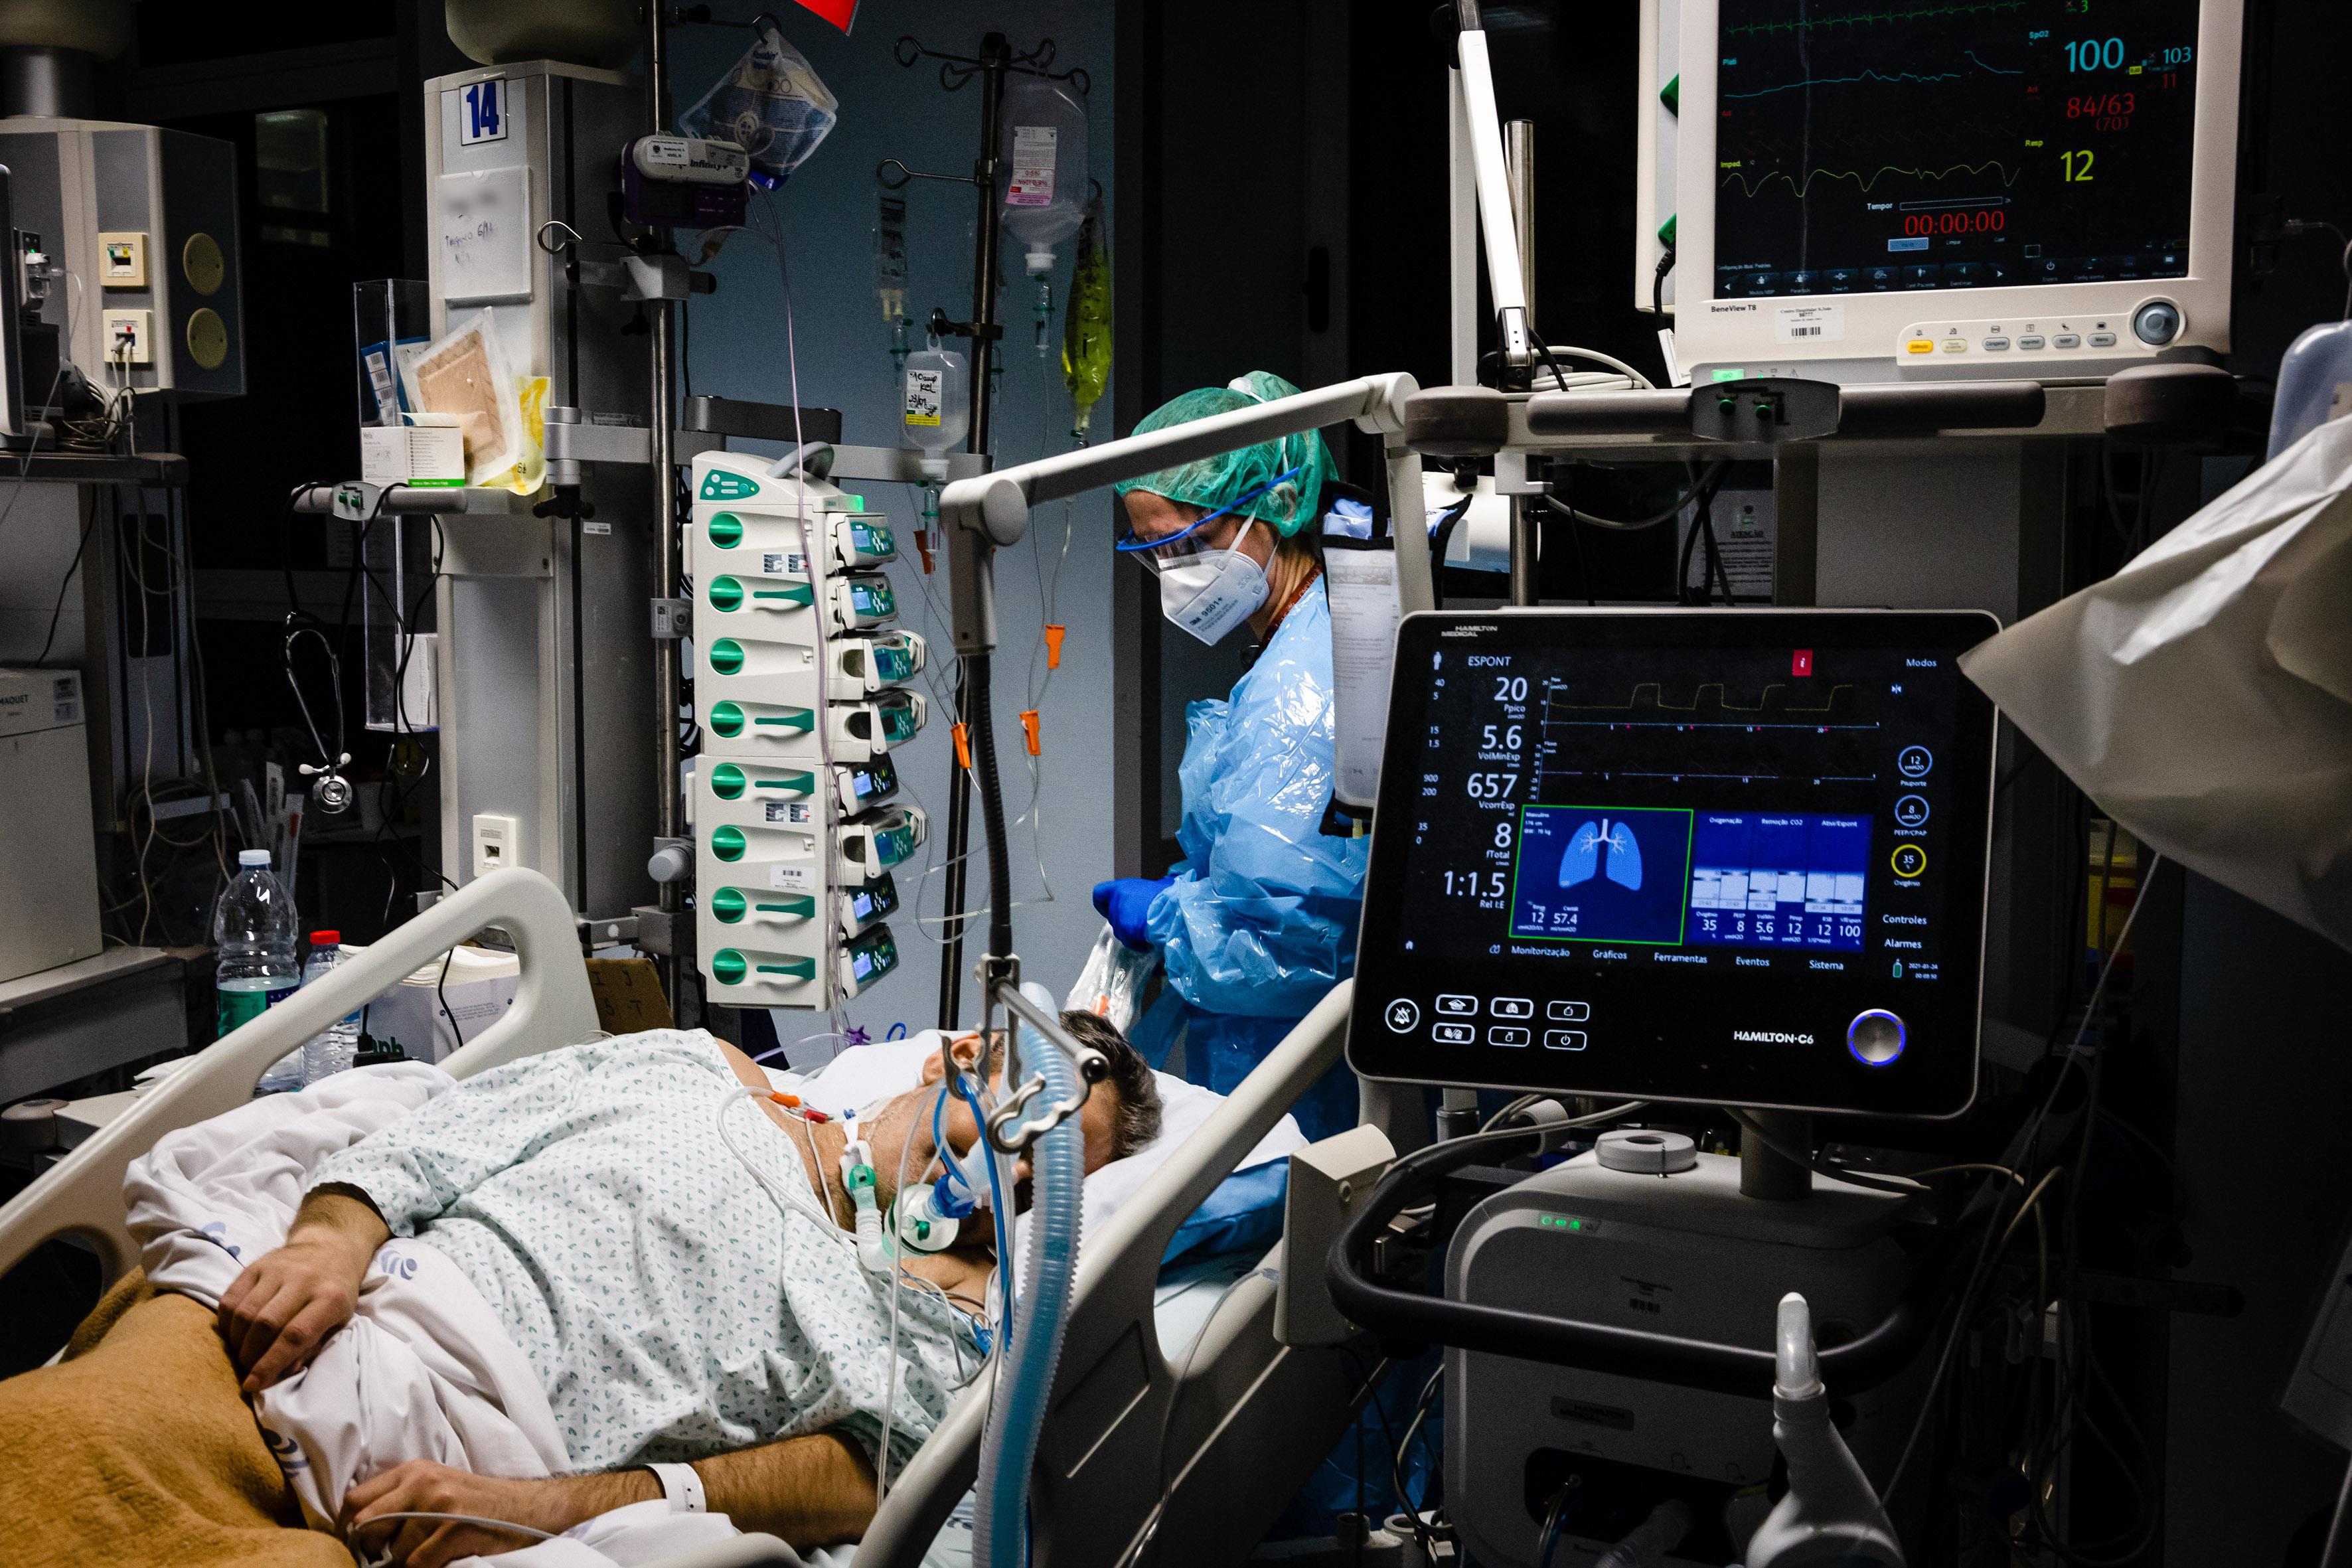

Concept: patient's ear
[[919, 1048, 947, 1086]]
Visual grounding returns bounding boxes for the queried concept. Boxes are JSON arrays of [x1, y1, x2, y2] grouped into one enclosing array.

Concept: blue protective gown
[[1142, 578, 1368, 1140]]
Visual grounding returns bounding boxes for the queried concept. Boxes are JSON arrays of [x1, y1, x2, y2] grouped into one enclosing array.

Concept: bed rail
[[857, 980, 1360, 1568], [0, 869, 597, 1289]]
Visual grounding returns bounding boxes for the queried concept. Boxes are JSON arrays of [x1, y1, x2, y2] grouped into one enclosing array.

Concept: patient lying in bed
[[41, 1016, 1158, 1568]]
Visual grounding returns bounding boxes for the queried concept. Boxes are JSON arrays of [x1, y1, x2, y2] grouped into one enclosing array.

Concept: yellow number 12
[[2062, 149, 2096, 181]]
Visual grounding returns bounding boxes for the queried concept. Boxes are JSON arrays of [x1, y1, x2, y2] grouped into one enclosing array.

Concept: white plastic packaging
[[901, 342, 969, 479], [396, 309, 522, 485], [1063, 923, 1158, 1035], [997, 78, 1089, 275]]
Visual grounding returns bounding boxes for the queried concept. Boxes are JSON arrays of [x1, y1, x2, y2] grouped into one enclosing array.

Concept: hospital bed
[[0, 868, 1372, 1568]]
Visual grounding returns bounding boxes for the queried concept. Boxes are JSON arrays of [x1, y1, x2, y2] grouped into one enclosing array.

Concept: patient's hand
[[218, 1185, 390, 1396], [342, 1460, 656, 1568]]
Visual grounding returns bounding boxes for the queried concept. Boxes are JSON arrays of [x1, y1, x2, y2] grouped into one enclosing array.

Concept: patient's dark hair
[[1058, 1009, 1162, 1162], [965, 1013, 1162, 1163]]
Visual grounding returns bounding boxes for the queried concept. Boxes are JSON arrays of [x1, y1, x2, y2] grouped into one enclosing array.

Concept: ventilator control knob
[[1846, 1009, 1906, 1067], [2132, 300, 2182, 347]]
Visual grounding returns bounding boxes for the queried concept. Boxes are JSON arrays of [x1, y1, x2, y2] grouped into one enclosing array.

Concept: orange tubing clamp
[[952, 721, 972, 771], [1020, 709, 1042, 757], [1044, 624, 1065, 669], [915, 530, 937, 574]]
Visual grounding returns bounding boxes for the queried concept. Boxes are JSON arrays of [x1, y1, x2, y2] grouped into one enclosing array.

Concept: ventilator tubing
[[972, 1013, 1085, 1568]]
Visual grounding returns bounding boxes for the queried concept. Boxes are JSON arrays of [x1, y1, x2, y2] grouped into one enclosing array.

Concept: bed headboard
[[0, 868, 597, 1288]]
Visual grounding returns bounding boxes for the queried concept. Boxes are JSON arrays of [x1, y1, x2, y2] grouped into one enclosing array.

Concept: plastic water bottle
[[212, 848, 301, 1089], [298, 929, 360, 1084]]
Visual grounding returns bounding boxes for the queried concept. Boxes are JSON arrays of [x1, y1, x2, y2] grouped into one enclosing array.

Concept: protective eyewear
[[1115, 465, 1305, 564]]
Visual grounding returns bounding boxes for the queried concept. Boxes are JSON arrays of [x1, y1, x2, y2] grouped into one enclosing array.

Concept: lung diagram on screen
[[1512, 806, 1693, 945]]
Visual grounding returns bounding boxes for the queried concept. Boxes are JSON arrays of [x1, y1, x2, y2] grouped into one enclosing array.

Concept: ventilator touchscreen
[[1348, 610, 2001, 1117]]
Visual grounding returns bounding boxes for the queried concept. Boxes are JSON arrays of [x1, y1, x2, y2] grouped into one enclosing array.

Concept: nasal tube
[[972, 1006, 1083, 1568]]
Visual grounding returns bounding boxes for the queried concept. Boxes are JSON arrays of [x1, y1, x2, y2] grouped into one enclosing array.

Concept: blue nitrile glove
[[1092, 875, 1177, 951]]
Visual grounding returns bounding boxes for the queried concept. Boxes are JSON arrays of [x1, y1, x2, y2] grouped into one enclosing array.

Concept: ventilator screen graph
[[1402, 637, 1972, 982], [1712, 0, 2203, 299]]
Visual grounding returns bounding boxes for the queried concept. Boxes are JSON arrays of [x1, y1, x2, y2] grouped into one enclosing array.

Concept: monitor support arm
[[935, 370, 1427, 657], [1451, 0, 1533, 372]]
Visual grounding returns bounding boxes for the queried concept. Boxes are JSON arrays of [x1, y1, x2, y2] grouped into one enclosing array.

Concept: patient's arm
[[341, 1433, 876, 1567], [216, 1184, 390, 1395]]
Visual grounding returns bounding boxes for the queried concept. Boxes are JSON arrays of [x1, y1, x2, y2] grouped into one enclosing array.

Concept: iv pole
[[935, 34, 1012, 1033]]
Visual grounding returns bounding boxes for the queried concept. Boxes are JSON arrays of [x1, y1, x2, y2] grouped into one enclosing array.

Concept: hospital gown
[[307, 1028, 975, 1474]]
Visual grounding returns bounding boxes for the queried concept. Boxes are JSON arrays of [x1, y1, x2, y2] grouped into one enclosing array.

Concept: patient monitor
[[1671, 0, 2245, 384], [1344, 608, 2001, 1567]]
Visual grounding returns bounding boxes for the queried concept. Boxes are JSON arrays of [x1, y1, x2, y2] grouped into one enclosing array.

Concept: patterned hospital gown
[[307, 1028, 976, 1473]]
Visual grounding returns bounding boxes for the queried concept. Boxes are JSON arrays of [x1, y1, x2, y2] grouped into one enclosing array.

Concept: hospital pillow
[[771, 1031, 1307, 1265]]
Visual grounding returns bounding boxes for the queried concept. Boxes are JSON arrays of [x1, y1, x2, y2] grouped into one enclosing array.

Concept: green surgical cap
[[1111, 370, 1334, 538]]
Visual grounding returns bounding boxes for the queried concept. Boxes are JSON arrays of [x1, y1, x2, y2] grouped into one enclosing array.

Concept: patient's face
[[877, 1036, 1122, 1214]]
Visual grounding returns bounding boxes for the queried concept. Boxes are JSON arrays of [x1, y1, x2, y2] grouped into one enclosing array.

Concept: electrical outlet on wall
[[100, 309, 153, 365], [472, 813, 522, 878], [98, 230, 149, 287]]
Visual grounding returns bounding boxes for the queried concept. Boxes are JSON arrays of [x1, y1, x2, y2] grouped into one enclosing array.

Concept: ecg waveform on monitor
[[1723, 0, 2023, 37], [1720, 159, 2022, 200], [1721, 51, 2019, 100]]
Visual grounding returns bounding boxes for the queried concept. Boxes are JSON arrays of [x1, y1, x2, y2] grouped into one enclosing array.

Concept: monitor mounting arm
[[1451, 0, 1533, 372], [934, 370, 1427, 657]]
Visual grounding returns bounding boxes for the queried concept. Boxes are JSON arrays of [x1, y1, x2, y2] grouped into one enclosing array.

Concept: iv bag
[[997, 77, 1087, 270], [678, 24, 838, 184]]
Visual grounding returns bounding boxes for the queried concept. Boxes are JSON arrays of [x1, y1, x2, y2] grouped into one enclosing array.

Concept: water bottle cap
[[311, 930, 341, 945], [238, 849, 272, 866]]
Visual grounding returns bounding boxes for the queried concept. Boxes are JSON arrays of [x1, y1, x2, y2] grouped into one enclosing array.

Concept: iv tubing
[[971, 1010, 1083, 1568]]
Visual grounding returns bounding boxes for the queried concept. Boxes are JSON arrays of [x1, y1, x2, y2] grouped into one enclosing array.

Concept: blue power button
[[1847, 1009, 1906, 1067]]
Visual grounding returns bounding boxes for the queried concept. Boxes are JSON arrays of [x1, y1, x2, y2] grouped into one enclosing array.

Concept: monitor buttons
[[2088, 331, 2118, 349], [1847, 1009, 1906, 1067], [1433, 1022, 1476, 1045], [1547, 1000, 1591, 1022], [2053, 333, 2082, 349], [1384, 999, 1420, 1034], [1545, 1030, 1589, 1051], [1891, 844, 1928, 880], [1894, 795, 1930, 829], [1435, 994, 1478, 1016], [1489, 1026, 1531, 1047], [1898, 745, 1933, 778], [1492, 997, 1533, 1019]]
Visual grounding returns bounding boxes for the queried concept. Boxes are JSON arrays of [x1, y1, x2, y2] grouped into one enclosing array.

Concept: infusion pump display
[[1713, 0, 2201, 301], [1346, 611, 1999, 1118]]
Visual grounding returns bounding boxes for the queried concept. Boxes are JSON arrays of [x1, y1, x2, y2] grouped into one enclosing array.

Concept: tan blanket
[[0, 1271, 345, 1568]]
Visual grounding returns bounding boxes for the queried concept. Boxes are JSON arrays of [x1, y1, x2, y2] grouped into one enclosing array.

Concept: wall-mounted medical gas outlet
[[471, 813, 521, 877], [100, 309, 153, 364], [692, 449, 924, 1010]]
